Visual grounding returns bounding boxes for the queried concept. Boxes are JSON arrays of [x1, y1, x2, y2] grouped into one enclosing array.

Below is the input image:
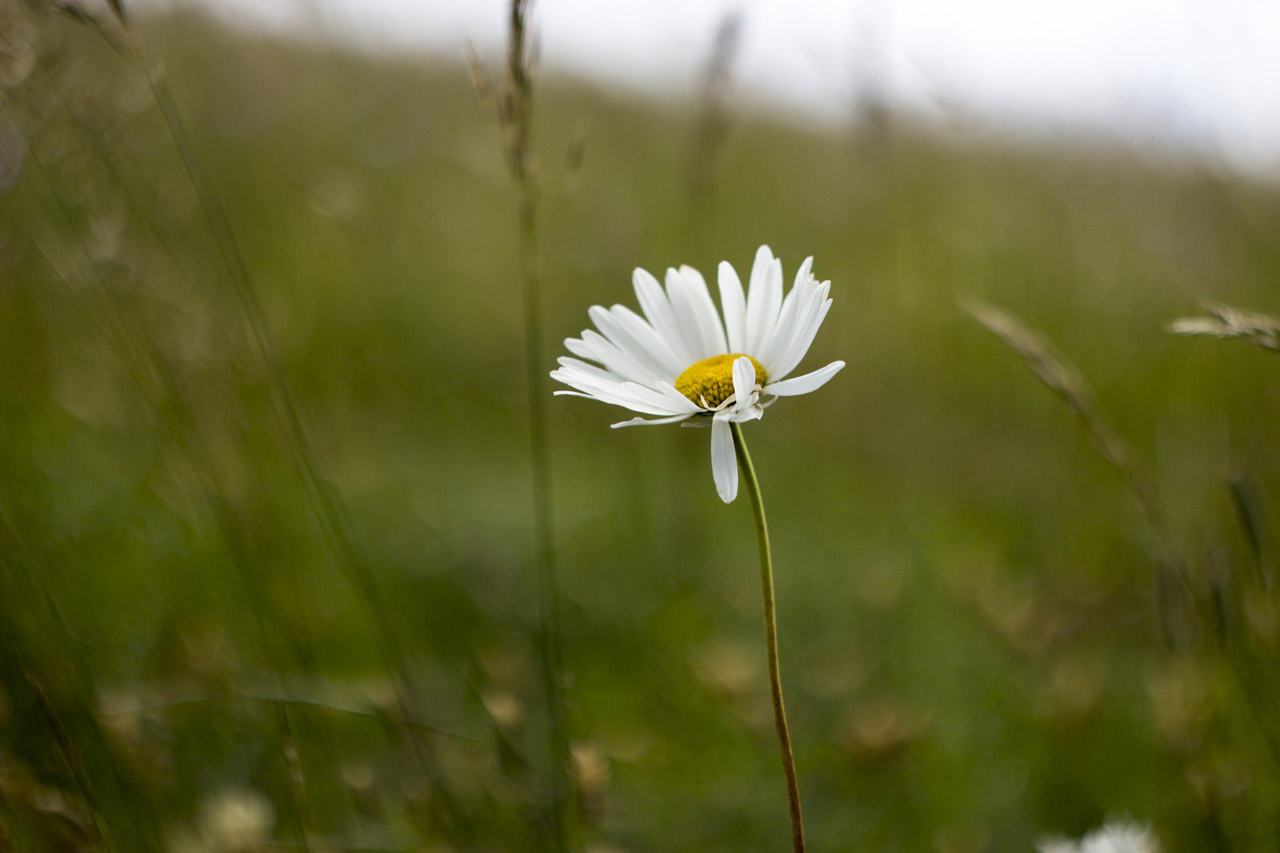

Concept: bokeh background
[[2, 2, 1279, 851]]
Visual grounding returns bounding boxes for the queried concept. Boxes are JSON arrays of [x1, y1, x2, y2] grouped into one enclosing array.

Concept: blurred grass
[[2, 6, 1280, 852]]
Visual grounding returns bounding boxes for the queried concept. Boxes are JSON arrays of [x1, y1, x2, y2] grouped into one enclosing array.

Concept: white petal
[[756, 267, 809, 371], [718, 260, 748, 354], [633, 267, 693, 364], [745, 246, 783, 355], [794, 256, 814, 288], [664, 268, 714, 360], [567, 330, 658, 384], [679, 264, 728, 356], [550, 371, 683, 416], [710, 413, 738, 503], [727, 403, 764, 423], [551, 353, 701, 415], [583, 325, 663, 384], [765, 276, 830, 380], [665, 267, 726, 360], [589, 305, 675, 380], [618, 380, 702, 415], [743, 246, 771, 352], [763, 360, 845, 397], [731, 355, 758, 410], [770, 289, 832, 380], [653, 381, 705, 413], [611, 413, 695, 428], [757, 256, 808, 366], [548, 364, 622, 395], [610, 304, 686, 376], [552, 355, 621, 385]]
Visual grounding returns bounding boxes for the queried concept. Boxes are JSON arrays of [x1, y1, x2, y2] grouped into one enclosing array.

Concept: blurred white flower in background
[[168, 788, 276, 853], [1038, 818, 1162, 853]]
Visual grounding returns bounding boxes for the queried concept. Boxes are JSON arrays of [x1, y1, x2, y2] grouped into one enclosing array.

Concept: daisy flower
[[551, 245, 844, 503]]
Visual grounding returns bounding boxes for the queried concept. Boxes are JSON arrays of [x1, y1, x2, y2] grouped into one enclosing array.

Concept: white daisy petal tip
[[795, 256, 814, 287], [611, 413, 693, 429], [764, 360, 845, 397]]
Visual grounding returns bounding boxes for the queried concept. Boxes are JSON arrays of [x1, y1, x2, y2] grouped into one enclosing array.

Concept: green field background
[[2, 8, 1279, 852]]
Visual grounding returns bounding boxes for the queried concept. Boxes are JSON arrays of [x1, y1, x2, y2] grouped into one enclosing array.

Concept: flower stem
[[731, 422, 805, 853]]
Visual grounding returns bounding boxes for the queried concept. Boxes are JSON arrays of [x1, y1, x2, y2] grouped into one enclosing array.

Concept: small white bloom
[[551, 245, 844, 502], [1038, 819, 1162, 853], [1081, 820, 1162, 853]]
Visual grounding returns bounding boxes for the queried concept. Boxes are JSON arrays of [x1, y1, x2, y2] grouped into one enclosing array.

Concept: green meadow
[[2, 7, 1280, 851]]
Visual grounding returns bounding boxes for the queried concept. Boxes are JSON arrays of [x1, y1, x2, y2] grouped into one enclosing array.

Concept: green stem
[[731, 423, 805, 853]]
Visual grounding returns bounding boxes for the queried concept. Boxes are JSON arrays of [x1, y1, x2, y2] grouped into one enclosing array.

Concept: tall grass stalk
[[116, 20, 441, 792], [498, 1, 572, 848], [2, 46, 318, 847], [1, 501, 129, 849], [22, 672, 114, 850], [970, 300, 1280, 766], [685, 11, 740, 213], [967, 301, 1186, 584], [1169, 301, 1280, 352], [28, 7, 558, 841]]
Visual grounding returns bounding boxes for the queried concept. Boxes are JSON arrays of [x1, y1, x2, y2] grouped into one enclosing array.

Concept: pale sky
[[151, 0, 1280, 176]]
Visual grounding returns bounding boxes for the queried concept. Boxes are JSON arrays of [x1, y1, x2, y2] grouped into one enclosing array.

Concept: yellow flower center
[[674, 354, 767, 408]]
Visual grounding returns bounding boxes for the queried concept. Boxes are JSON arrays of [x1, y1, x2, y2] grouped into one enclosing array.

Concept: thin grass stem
[[502, 2, 571, 849], [118, 28, 441, 794], [970, 301, 1280, 769], [23, 671, 115, 851]]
